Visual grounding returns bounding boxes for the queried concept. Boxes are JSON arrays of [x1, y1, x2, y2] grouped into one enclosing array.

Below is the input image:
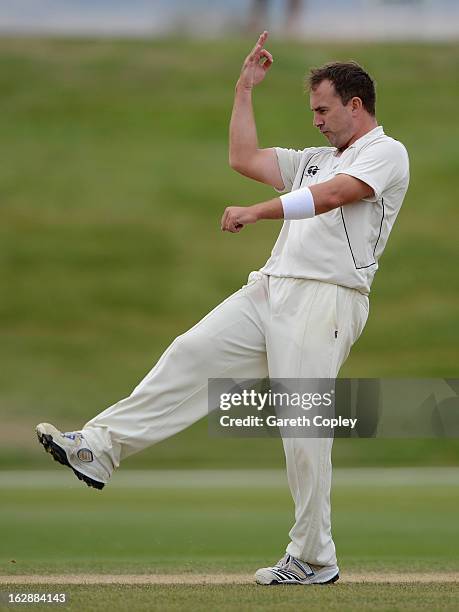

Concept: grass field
[[1, 469, 458, 610], [0, 37, 458, 470], [1, 584, 458, 612]]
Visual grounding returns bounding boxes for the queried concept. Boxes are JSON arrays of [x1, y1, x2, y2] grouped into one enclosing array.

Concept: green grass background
[[3, 479, 459, 574], [2, 471, 458, 610], [2, 584, 459, 612], [0, 38, 458, 470]]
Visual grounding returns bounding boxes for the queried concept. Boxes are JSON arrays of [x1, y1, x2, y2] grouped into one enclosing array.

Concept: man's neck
[[338, 119, 379, 154]]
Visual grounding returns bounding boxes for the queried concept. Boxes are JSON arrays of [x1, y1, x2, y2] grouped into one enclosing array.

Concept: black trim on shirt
[[340, 197, 385, 270], [373, 197, 385, 259]]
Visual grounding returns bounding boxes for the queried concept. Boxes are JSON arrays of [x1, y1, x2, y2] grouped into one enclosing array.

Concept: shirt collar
[[335, 125, 384, 155]]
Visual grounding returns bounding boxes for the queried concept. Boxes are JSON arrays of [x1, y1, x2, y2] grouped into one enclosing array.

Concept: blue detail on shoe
[[292, 557, 315, 577]]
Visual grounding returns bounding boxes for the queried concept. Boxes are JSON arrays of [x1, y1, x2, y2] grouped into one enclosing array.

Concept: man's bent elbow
[[229, 156, 250, 175], [229, 155, 240, 171]]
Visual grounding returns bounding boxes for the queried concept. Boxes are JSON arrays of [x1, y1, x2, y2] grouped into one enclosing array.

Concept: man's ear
[[351, 96, 363, 114]]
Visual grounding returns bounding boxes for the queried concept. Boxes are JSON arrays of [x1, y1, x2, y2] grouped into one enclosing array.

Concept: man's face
[[310, 80, 354, 150]]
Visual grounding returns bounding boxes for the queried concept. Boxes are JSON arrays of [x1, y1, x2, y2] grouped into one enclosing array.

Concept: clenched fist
[[221, 205, 259, 233]]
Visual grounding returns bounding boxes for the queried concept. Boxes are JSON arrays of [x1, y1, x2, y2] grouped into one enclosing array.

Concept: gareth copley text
[[220, 414, 358, 429]]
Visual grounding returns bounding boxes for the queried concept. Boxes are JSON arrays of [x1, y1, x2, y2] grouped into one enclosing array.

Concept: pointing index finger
[[250, 30, 268, 56], [258, 30, 268, 43]]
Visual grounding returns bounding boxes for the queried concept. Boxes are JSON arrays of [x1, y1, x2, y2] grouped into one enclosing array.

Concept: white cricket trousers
[[83, 272, 369, 567]]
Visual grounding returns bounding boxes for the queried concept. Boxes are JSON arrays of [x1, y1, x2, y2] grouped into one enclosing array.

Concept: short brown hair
[[308, 61, 376, 116]]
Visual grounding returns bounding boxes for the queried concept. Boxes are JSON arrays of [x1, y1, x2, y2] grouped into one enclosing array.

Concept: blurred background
[[1, 0, 459, 39], [0, 0, 458, 472]]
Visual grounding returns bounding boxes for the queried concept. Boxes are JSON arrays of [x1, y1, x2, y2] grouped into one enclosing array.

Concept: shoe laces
[[275, 554, 313, 578], [62, 431, 84, 443], [275, 554, 292, 569]]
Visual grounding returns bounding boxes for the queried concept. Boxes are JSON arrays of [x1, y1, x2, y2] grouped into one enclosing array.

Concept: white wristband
[[280, 187, 315, 220]]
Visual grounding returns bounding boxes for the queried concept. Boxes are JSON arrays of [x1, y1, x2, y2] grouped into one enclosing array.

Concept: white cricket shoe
[[36, 423, 110, 490], [255, 553, 339, 585]]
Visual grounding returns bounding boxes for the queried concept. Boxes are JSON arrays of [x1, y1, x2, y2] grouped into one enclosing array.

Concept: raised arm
[[229, 31, 284, 191]]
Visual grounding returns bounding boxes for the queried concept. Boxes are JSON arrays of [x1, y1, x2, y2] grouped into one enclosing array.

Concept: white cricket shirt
[[260, 126, 410, 295]]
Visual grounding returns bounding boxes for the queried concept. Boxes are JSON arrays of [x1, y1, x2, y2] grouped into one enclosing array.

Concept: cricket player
[[37, 31, 409, 585]]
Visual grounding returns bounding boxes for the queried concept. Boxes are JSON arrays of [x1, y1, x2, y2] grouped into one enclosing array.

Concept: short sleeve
[[274, 147, 304, 192], [339, 140, 409, 200]]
